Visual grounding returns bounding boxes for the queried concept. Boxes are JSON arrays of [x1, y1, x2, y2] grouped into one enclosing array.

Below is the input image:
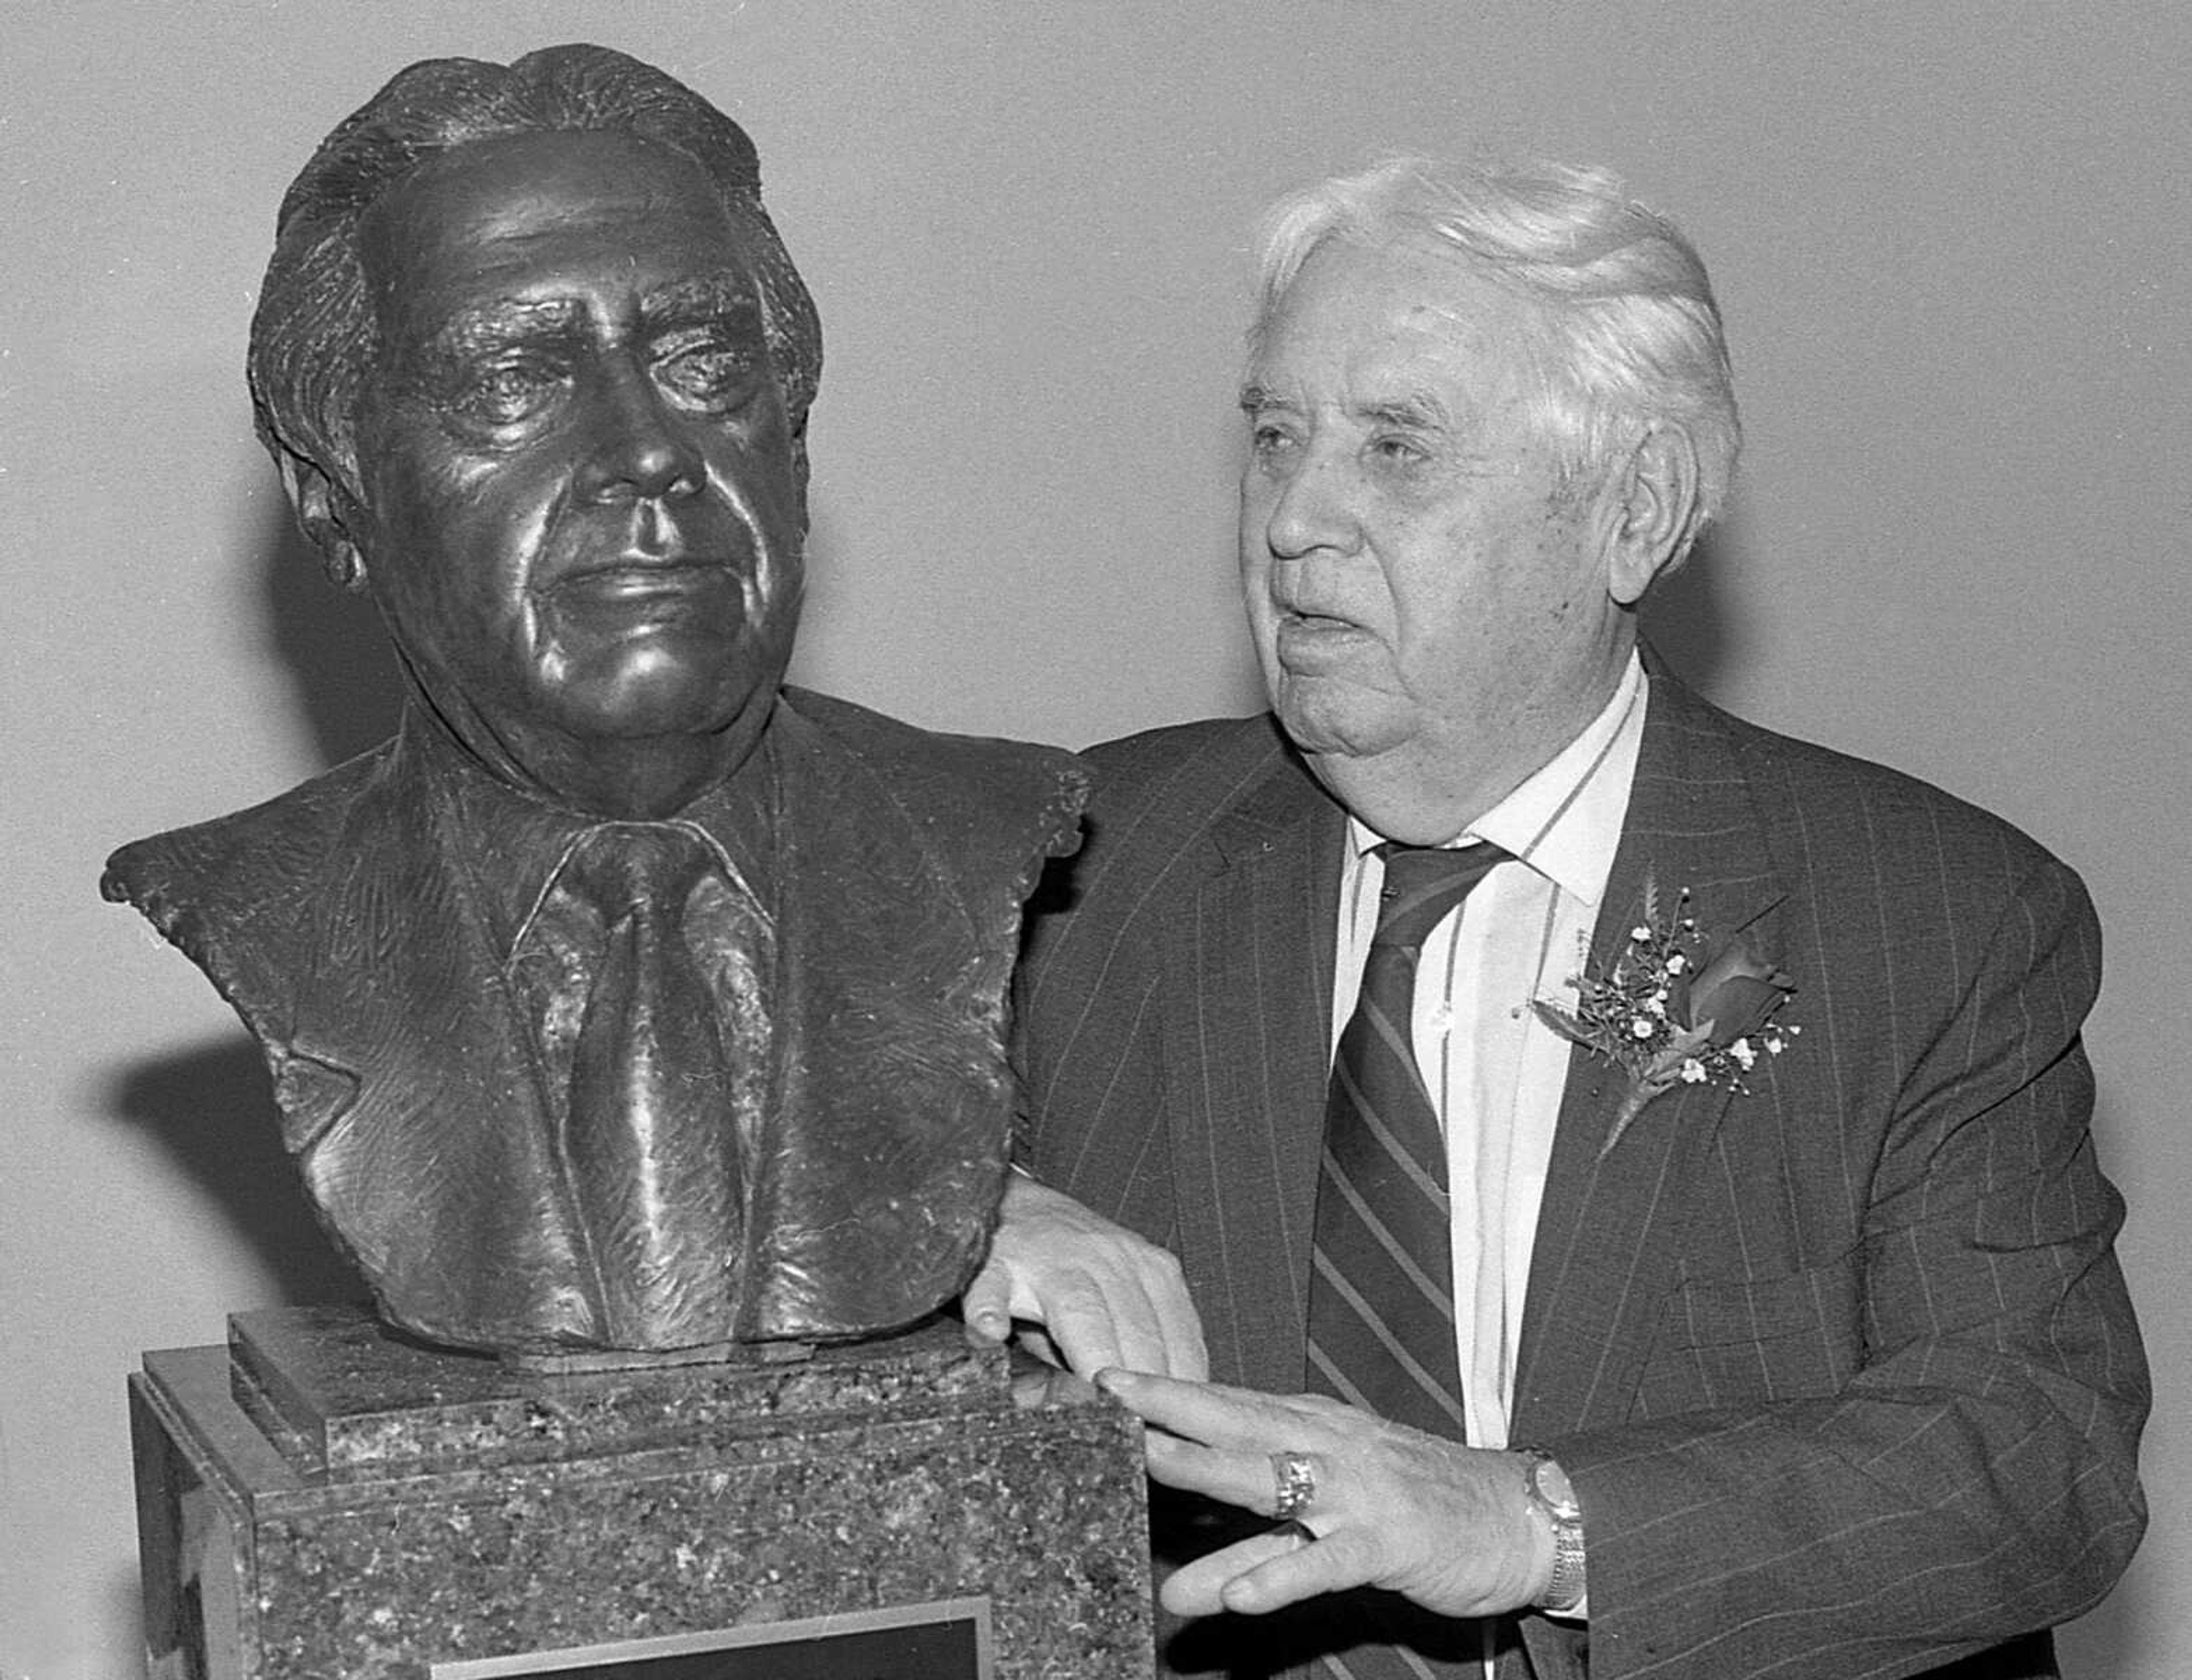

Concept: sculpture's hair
[[1252, 155, 1739, 532], [248, 43, 821, 503]]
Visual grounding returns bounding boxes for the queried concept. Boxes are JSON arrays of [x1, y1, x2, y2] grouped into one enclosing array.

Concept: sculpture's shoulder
[[776, 687, 1088, 877], [99, 746, 395, 996]]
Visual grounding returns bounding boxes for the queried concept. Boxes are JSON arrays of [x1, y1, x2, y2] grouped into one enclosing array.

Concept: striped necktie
[[1306, 840, 1509, 1436], [1296, 842, 1513, 1678]]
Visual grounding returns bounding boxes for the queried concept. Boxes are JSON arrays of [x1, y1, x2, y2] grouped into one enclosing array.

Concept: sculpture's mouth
[[547, 559, 732, 602], [537, 562, 748, 642]]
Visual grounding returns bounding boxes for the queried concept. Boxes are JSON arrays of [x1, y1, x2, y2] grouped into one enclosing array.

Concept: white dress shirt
[[1331, 656, 1647, 1453]]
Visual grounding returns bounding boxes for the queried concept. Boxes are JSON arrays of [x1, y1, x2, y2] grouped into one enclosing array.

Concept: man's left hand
[[1096, 1369, 1554, 1621]]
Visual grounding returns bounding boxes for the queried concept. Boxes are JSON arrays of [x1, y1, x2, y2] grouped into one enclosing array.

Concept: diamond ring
[[1270, 1450, 1317, 1521]]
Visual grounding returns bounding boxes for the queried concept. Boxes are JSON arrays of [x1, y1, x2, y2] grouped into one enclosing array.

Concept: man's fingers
[[1218, 1526, 1380, 1616], [1034, 1276, 1130, 1377], [1050, 1242, 1202, 1380], [1159, 1526, 1381, 1618], [958, 1258, 1012, 1345], [1098, 1368, 1313, 1450], [1157, 1529, 1306, 1617], [974, 1175, 1211, 1380], [1135, 1421, 1303, 1517], [1115, 1266, 1207, 1381], [1162, 1293, 1212, 1383]]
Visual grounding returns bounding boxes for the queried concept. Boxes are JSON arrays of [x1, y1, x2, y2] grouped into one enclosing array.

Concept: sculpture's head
[[249, 46, 821, 815]]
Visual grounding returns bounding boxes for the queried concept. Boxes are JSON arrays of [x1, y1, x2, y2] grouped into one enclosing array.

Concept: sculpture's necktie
[[1306, 841, 1510, 1438], [561, 824, 740, 1348]]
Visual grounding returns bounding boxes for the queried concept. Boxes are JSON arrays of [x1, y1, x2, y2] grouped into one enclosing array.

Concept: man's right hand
[[961, 1173, 1210, 1381]]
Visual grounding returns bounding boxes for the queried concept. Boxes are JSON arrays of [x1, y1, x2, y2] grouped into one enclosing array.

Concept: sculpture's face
[[349, 128, 805, 805]]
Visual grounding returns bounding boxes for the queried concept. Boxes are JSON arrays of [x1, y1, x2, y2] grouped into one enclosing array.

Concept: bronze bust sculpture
[[102, 46, 1085, 1360]]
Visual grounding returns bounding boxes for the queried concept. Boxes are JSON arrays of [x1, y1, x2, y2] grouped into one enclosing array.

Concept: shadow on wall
[[260, 498, 405, 773], [104, 1037, 361, 1307]]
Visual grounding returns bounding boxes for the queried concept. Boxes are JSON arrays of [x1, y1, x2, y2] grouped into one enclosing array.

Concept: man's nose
[[1260, 448, 1359, 559], [575, 358, 705, 503]]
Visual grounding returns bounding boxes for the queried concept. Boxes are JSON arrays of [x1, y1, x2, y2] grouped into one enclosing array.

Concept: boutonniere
[[1533, 877, 1799, 1158]]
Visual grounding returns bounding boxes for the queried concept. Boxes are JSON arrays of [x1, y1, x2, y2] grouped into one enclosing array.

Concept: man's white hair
[[1252, 155, 1740, 534]]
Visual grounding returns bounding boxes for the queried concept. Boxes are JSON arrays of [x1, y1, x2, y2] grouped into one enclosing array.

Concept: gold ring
[[1270, 1450, 1317, 1521]]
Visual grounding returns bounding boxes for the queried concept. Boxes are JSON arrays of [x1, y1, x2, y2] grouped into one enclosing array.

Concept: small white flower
[[1679, 1058, 1708, 1083], [1730, 1038, 1757, 1070], [1630, 1016, 1656, 1039], [1646, 989, 1669, 1017], [1665, 952, 1687, 974], [1632, 925, 1652, 942]]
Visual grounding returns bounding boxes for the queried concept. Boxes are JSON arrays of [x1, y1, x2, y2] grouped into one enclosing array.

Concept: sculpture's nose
[[575, 357, 704, 505]]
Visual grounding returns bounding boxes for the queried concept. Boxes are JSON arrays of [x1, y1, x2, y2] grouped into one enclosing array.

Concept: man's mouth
[[1272, 605, 1371, 670], [1275, 600, 1368, 640]]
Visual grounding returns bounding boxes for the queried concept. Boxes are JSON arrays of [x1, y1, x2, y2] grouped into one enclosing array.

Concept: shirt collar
[[1347, 652, 1646, 910]]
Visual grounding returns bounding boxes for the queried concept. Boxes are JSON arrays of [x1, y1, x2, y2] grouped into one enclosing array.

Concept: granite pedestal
[[130, 1305, 1152, 1678]]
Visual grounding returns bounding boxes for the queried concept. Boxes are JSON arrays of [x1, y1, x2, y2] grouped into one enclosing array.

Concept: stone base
[[131, 1304, 1151, 1678]]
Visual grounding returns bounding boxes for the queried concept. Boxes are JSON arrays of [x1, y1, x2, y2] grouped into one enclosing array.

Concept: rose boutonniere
[[1533, 877, 1799, 1158]]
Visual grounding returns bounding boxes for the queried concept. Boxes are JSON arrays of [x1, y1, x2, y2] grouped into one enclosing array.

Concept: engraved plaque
[[429, 1599, 989, 1679]]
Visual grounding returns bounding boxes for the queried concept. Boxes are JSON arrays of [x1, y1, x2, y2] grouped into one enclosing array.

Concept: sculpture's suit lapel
[[735, 695, 1029, 1340], [280, 722, 599, 1347], [1512, 675, 1787, 1440], [1164, 743, 1345, 1396]]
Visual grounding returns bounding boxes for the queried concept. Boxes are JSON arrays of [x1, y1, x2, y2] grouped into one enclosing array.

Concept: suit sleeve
[[1563, 854, 2148, 1679]]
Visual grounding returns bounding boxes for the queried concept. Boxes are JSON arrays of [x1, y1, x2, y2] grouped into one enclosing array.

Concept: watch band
[[1517, 1447, 1587, 1613]]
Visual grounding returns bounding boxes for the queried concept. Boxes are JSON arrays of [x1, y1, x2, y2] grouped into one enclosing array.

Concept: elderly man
[[104, 46, 1083, 1359], [965, 159, 2146, 1678]]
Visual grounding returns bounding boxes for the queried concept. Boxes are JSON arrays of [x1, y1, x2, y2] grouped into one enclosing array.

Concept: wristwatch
[[1517, 1448, 1587, 1613]]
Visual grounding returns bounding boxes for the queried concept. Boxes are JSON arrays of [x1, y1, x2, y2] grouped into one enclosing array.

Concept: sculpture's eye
[[658, 341, 759, 412], [456, 359, 564, 427]]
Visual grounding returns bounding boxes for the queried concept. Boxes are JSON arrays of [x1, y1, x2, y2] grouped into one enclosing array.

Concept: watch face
[[1531, 1455, 1581, 1518]]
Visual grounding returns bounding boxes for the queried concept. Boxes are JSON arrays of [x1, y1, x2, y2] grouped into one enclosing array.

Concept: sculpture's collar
[[398, 699, 779, 962]]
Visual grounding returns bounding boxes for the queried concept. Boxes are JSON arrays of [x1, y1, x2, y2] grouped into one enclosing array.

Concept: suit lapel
[[1512, 675, 1790, 1439], [1164, 738, 1345, 1396], [736, 702, 1020, 1339], [280, 719, 598, 1340]]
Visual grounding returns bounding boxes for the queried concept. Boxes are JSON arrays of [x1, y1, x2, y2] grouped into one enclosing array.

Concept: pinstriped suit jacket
[[1012, 672, 2146, 1680]]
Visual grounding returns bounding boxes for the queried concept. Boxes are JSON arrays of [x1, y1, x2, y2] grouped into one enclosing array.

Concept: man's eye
[[1369, 434, 1429, 468], [1250, 423, 1298, 458], [455, 363, 562, 426]]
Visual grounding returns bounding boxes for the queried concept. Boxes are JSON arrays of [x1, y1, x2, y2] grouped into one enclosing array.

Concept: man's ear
[[1605, 421, 1701, 607], [277, 454, 370, 594]]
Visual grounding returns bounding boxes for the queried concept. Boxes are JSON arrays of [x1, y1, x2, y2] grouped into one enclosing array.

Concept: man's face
[[346, 128, 805, 805], [1239, 236, 1633, 821]]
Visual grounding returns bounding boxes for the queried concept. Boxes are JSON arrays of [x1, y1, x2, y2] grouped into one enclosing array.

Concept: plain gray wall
[[3, 3, 2184, 1675]]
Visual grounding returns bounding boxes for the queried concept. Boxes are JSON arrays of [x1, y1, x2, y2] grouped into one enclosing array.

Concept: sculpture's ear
[[277, 454, 369, 594], [785, 399, 813, 530]]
